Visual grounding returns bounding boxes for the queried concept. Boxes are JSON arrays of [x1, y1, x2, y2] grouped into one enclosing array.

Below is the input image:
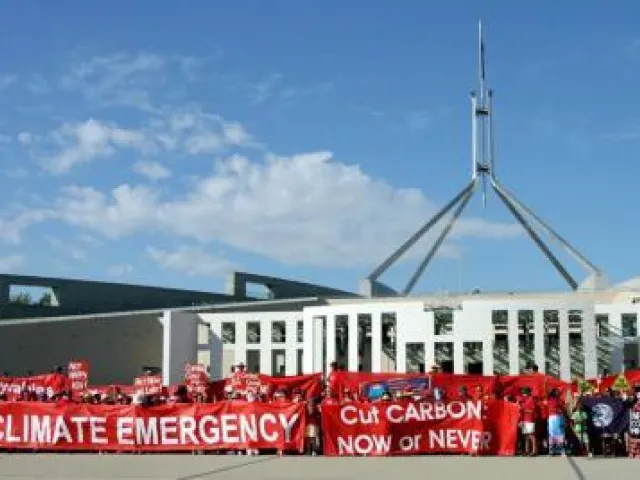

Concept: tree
[[9, 292, 33, 305], [38, 292, 53, 306]]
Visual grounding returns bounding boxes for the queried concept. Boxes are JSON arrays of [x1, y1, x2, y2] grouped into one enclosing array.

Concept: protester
[[571, 399, 591, 456], [519, 388, 538, 456]]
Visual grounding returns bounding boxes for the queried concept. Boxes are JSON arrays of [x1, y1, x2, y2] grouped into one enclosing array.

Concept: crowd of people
[[1, 361, 640, 458]]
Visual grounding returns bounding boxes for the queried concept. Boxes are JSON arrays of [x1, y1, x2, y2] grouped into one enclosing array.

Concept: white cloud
[[0, 210, 54, 245], [56, 184, 158, 238], [133, 161, 171, 181], [51, 151, 522, 267], [147, 246, 233, 276], [244, 74, 284, 105], [0, 254, 24, 272], [25, 109, 256, 173], [42, 118, 152, 173], [17, 132, 34, 145], [27, 74, 49, 94], [62, 52, 165, 107], [107, 263, 134, 277], [0, 73, 18, 90], [60, 52, 210, 111], [47, 236, 87, 261], [3, 167, 29, 179]]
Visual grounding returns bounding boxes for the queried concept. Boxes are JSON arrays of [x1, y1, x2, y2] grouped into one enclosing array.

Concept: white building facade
[[196, 290, 640, 383]]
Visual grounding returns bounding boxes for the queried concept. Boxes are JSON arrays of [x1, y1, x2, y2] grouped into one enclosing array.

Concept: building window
[[405, 343, 425, 373], [246, 322, 261, 344], [596, 314, 609, 337], [518, 310, 534, 372], [569, 310, 585, 378], [335, 315, 349, 369], [381, 312, 397, 372], [492, 310, 509, 375], [434, 309, 453, 335], [272, 349, 286, 376], [198, 322, 210, 345], [221, 323, 236, 344], [492, 310, 508, 329], [272, 321, 286, 343], [246, 350, 260, 373], [464, 342, 483, 375], [435, 342, 454, 373], [358, 314, 372, 372], [297, 320, 304, 343], [543, 310, 559, 377], [297, 349, 304, 375], [622, 314, 638, 338]]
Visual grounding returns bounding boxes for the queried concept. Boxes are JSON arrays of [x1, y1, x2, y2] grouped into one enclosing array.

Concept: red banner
[[0, 374, 68, 401], [331, 371, 576, 400], [321, 399, 519, 456], [0, 401, 305, 452], [210, 373, 322, 400], [330, 371, 498, 399]]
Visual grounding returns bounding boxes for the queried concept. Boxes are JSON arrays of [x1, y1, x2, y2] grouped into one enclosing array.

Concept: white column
[[285, 319, 298, 376], [326, 315, 336, 372], [425, 312, 435, 370], [262, 321, 272, 376], [559, 309, 571, 381], [534, 309, 545, 373], [582, 306, 598, 379], [209, 320, 223, 380], [371, 312, 382, 373], [302, 313, 318, 374], [313, 316, 324, 374], [508, 309, 519, 374], [454, 341, 464, 374], [161, 311, 198, 386], [482, 340, 493, 375], [397, 320, 407, 373], [348, 314, 358, 371]]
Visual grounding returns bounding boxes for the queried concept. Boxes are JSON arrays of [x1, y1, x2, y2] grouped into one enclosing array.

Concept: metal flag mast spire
[[361, 22, 607, 297]]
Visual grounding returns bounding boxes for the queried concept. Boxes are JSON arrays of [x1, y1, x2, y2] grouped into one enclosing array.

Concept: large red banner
[[331, 371, 573, 400], [0, 374, 69, 400], [210, 373, 322, 399], [321, 399, 519, 456], [0, 401, 305, 452]]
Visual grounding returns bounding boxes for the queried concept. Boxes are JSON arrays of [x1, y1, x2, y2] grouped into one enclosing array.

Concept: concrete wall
[[0, 274, 235, 319], [161, 311, 199, 385], [0, 314, 163, 384]]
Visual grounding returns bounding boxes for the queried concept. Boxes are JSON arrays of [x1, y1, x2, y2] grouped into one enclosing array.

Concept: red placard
[[321, 399, 519, 456], [67, 361, 89, 399], [184, 364, 208, 397], [0, 401, 305, 452], [134, 375, 163, 395]]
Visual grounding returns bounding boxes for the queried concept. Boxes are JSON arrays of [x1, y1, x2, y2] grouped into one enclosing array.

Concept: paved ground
[[0, 454, 637, 480]]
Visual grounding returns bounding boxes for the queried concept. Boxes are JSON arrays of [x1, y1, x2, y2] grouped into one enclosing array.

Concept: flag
[[612, 372, 630, 392], [582, 396, 629, 437]]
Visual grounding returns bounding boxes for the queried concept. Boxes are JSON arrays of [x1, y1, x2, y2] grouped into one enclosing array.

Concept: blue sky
[[1, 1, 640, 295]]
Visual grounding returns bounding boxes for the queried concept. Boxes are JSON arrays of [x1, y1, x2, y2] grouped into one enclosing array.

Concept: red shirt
[[546, 397, 562, 416], [521, 396, 538, 422]]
